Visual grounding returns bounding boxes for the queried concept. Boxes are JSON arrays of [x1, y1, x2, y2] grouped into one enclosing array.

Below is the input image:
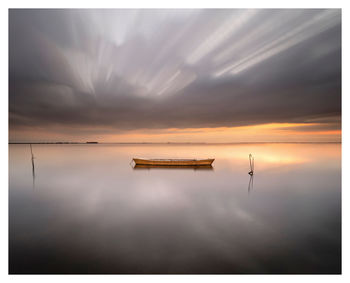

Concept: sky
[[9, 9, 341, 143]]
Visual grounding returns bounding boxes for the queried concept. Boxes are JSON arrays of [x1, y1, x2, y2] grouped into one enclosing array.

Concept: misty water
[[9, 143, 341, 274]]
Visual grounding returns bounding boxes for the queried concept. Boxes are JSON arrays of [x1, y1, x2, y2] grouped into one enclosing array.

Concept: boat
[[133, 164, 213, 170], [132, 158, 214, 166]]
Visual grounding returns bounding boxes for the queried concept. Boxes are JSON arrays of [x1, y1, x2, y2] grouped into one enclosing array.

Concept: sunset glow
[[10, 122, 341, 143]]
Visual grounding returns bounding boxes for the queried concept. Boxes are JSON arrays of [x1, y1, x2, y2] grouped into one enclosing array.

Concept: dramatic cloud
[[9, 9, 341, 139]]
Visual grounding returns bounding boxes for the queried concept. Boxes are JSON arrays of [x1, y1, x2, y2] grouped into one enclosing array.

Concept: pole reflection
[[248, 174, 254, 193]]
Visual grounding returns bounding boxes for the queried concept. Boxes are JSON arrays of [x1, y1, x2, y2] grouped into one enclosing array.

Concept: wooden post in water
[[248, 153, 254, 175], [30, 144, 35, 180], [30, 144, 34, 159]]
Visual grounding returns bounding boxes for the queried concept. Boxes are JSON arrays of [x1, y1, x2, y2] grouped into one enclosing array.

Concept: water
[[9, 143, 341, 274]]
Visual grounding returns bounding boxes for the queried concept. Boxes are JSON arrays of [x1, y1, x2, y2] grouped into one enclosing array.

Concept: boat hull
[[133, 158, 214, 166], [133, 164, 214, 170]]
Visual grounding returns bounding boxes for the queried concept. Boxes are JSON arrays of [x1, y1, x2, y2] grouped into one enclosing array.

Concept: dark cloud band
[[9, 9, 341, 135]]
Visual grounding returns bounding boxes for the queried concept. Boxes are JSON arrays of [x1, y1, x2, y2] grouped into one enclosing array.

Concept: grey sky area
[[9, 9, 341, 136]]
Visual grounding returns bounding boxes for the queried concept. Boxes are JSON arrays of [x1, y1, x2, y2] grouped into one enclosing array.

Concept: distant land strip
[[9, 141, 341, 144]]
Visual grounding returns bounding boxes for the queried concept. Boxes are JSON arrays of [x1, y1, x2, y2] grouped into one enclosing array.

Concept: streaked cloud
[[9, 9, 341, 141], [214, 9, 340, 77]]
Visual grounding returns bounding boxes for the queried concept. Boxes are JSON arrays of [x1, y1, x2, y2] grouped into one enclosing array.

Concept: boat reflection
[[133, 164, 214, 170]]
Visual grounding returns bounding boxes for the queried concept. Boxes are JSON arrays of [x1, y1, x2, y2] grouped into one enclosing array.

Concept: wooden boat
[[133, 164, 214, 170], [132, 158, 214, 166]]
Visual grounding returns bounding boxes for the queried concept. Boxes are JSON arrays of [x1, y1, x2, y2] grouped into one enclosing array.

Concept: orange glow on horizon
[[104, 123, 341, 143], [10, 122, 341, 143]]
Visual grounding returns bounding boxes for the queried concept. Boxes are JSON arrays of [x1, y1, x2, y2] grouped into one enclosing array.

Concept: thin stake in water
[[248, 153, 254, 175], [30, 144, 35, 184], [30, 144, 34, 159]]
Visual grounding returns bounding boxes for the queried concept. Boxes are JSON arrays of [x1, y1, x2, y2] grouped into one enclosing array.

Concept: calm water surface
[[9, 143, 341, 274]]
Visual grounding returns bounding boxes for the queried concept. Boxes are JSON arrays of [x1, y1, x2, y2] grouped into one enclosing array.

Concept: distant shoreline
[[8, 141, 341, 145]]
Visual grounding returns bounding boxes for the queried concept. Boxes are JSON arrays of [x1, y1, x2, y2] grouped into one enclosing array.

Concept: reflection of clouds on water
[[9, 143, 341, 273]]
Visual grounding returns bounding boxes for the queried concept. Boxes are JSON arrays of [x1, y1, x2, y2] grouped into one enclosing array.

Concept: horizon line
[[8, 141, 342, 144]]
